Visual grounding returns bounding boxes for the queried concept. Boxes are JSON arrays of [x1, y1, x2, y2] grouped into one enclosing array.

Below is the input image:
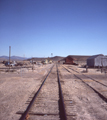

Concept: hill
[[0, 56, 27, 61], [27, 56, 65, 61]]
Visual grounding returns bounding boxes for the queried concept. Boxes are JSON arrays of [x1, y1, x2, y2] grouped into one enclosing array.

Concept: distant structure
[[51, 53, 53, 57], [49, 59, 52, 64], [87, 54, 107, 67], [42, 59, 48, 64], [63, 56, 77, 65]]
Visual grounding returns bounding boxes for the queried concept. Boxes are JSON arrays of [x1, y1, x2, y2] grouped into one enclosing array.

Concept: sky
[[0, 0, 107, 58]]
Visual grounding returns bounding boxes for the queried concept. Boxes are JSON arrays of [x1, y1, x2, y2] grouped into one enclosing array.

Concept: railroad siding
[[59, 65, 107, 120]]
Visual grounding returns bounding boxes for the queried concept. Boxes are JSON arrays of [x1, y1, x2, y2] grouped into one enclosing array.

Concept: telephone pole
[[9, 46, 11, 71]]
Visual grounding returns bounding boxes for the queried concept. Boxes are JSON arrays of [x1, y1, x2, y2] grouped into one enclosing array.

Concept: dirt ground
[[0, 63, 107, 120], [59, 65, 107, 120], [0, 64, 53, 120]]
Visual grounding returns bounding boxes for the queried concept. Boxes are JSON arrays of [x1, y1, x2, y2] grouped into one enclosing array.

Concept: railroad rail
[[57, 65, 67, 120], [69, 65, 107, 87], [63, 65, 107, 88], [19, 65, 54, 120], [19, 65, 67, 120], [0, 66, 33, 69], [62, 65, 107, 103]]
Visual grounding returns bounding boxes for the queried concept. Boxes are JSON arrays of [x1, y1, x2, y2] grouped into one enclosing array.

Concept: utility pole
[[32, 57, 34, 71], [51, 53, 53, 63], [51, 53, 53, 58], [9, 46, 11, 71], [23, 54, 25, 65]]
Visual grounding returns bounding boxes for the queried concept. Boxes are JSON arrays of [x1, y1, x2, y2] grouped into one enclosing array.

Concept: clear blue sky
[[0, 0, 107, 57]]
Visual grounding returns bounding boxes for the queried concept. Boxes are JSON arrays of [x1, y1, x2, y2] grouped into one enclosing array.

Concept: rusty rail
[[19, 65, 54, 120], [57, 65, 67, 120], [63, 65, 107, 104]]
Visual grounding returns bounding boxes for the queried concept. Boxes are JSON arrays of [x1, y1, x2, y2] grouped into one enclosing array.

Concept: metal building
[[87, 54, 107, 67]]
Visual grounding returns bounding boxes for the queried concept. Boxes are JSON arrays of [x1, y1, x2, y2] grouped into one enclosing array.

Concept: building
[[63, 56, 76, 65], [87, 54, 107, 67]]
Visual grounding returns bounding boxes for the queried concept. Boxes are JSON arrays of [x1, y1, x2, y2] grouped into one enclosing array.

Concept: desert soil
[[0, 64, 53, 120], [59, 65, 107, 120], [0, 63, 107, 120]]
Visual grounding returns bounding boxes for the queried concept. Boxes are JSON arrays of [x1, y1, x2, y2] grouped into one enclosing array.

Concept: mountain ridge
[[0, 56, 27, 61], [0, 55, 106, 62]]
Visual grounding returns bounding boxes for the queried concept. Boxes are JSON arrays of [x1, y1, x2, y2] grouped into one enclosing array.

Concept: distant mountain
[[27, 55, 92, 62], [0, 56, 65, 62], [0, 56, 9, 59], [1, 55, 105, 62], [11, 56, 27, 60], [27, 56, 65, 61], [27, 57, 45, 61], [51, 56, 65, 61], [0, 56, 27, 61]]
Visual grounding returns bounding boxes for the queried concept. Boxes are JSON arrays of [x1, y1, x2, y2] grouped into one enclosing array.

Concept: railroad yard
[[0, 63, 107, 120]]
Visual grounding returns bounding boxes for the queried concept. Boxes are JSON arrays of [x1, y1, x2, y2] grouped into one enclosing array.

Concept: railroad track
[[67, 66, 107, 88], [62, 65, 107, 103], [18, 65, 67, 120]]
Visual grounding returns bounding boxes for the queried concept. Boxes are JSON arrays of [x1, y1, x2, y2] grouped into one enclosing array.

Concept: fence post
[[86, 65, 88, 72]]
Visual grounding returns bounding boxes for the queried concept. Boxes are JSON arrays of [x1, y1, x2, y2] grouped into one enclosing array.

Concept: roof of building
[[65, 56, 76, 60], [87, 54, 104, 59]]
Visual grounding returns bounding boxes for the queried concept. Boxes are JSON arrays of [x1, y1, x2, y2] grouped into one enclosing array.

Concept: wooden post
[[98, 65, 100, 70], [86, 65, 88, 72], [32, 58, 34, 71], [101, 59, 103, 73]]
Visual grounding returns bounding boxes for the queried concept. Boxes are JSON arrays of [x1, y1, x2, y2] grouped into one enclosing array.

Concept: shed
[[63, 56, 75, 64], [87, 54, 107, 67]]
